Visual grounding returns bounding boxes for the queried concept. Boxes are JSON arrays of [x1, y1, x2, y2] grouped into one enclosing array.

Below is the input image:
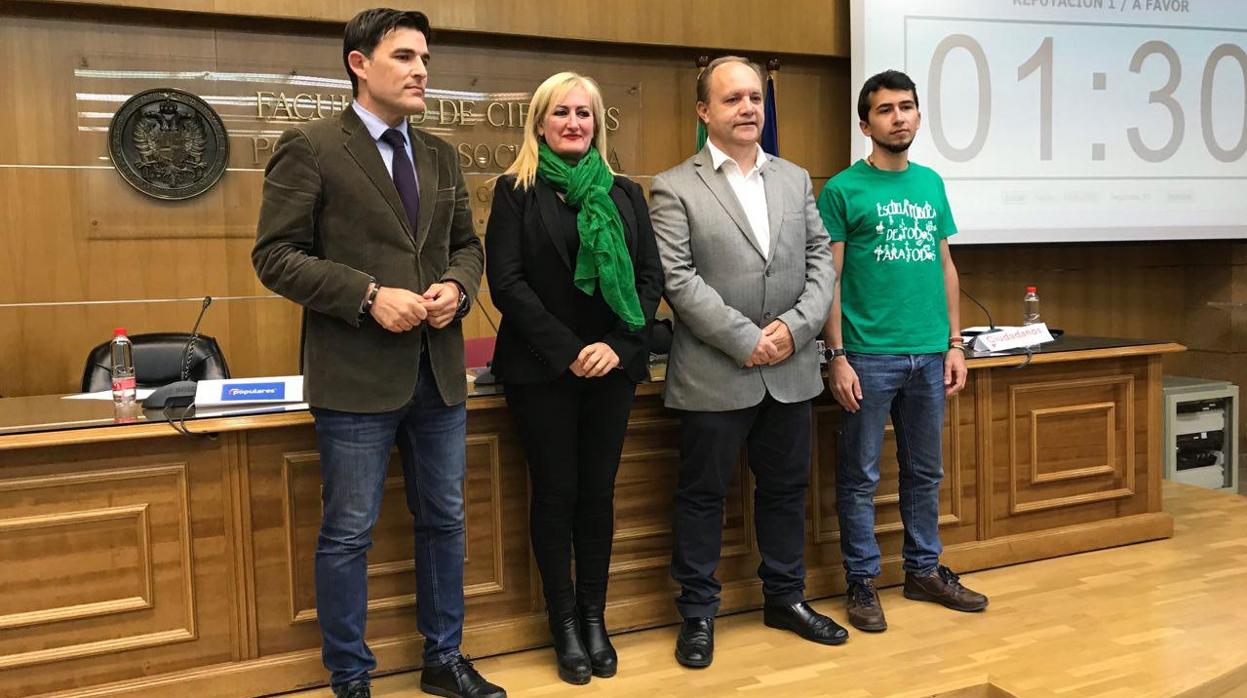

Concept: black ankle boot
[[548, 611, 592, 685], [578, 602, 617, 678]]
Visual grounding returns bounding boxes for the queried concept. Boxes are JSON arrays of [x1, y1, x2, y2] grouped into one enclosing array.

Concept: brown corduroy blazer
[[253, 106, 483, 413]]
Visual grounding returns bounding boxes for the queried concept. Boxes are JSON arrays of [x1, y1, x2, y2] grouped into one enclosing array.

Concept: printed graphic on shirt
[[871, 198, 939, 264]]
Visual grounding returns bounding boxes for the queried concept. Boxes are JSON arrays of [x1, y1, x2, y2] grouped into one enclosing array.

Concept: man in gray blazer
[[649, 56, 843, 668]]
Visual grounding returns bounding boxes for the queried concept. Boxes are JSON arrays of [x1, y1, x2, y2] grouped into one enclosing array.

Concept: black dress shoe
[[332, 680, 370, 698], [674, 617, 714, 668], [578, 603, 618, 678], [419, 656, 507, 698], [548, 611, 593, 684], [763, 600, 849, 645]]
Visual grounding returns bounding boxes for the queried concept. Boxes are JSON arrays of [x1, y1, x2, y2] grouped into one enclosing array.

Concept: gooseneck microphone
[[181, 296, 213, 381], [959, 287, 1000, 334], [143, 296, 213, 413]]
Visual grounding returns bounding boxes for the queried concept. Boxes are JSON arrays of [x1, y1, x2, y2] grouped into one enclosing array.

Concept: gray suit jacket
[[649, 147, 835, 412]]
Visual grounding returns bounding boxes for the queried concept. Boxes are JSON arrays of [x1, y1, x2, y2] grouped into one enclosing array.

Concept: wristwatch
[[446, 280, 471, 320], [825, 346, 847, 360], [360, 280, 380, 316]]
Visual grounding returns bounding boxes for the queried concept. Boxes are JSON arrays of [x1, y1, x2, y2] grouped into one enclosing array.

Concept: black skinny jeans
[[504, 370, 636, 616]]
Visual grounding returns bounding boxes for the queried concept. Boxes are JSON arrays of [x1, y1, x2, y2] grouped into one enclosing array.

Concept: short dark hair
[[343, 8, 432, 96], [857, 70, 918, 122], [697, 56, 765, 104]]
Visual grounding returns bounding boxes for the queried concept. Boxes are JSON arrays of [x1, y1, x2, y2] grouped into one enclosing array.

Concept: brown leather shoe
[[845, 581, 887, 632], [903, 565, 988, 612]]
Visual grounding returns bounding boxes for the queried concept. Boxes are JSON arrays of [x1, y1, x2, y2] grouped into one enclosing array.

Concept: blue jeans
[[836, 352, 945, 583], [310, 354, 467, 688]]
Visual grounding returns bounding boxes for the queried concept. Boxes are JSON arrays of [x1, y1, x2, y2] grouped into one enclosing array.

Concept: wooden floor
[[287, 483, 1247, 698]]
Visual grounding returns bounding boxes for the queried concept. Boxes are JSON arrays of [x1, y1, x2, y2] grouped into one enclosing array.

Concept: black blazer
[[485, 174, 663, 385]]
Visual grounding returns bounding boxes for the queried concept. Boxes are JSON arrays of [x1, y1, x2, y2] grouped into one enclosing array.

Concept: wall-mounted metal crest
[[108, 88, 228, 200]]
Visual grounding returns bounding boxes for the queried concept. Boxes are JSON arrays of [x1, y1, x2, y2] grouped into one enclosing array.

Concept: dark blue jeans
[[836, 352, 945, 583], [310, 355, 467, 688]]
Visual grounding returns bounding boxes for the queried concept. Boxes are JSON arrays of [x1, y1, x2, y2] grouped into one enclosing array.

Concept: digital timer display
[[851, 0, 1246, 243]]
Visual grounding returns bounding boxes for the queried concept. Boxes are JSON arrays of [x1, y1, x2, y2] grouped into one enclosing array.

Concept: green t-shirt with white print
[[816, 159, 957, 354]]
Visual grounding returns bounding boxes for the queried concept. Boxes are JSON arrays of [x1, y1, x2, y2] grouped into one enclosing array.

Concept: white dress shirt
[[706, 139, 770, 255]]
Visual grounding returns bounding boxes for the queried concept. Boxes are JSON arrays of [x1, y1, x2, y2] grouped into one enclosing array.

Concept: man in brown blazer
[[252, 8, 503, 698]]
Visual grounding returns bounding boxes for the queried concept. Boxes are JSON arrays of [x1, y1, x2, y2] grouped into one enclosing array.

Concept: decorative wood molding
[[464, 432, 506, 598], [0, 628, 197, 672], [1029, 402, 1117, 483], [0, 503, 152, 630], [1008, 376, 1136, 514], [975, 372, 993, 541], [225, 433, 259, 660], [0, 462, 196, 669]]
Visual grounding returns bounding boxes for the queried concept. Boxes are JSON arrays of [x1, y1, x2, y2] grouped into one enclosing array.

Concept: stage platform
[[292, 482, 1247, 698]]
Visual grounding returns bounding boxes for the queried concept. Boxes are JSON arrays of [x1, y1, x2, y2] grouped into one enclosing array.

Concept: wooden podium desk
[[0, 337, 1182, 698]]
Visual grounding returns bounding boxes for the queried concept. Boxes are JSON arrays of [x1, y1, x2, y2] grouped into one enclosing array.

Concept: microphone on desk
[[181, 296, 213, 381], [143, 296, 213, 411], [959, 287, 1002, 337]]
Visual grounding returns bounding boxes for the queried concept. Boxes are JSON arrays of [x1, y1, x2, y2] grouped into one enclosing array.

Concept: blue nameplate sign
[[220, 382, 286, 402], [195, 375, 303, 407]]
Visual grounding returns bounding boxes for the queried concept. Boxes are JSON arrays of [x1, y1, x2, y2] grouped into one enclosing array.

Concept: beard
[[871, 133, 913, 154]]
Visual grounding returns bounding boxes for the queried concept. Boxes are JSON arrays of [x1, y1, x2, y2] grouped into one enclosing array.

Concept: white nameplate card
[[195, 375, 304, 407], [973, 324, 1055, 353]]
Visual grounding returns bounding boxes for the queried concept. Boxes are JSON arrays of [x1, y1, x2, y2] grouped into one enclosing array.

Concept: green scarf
[[536, 143, 644, 332]]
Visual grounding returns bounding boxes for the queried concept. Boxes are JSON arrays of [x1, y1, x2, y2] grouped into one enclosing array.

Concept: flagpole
[[695, 56, 710, 153], [762, 58, 781, 156]]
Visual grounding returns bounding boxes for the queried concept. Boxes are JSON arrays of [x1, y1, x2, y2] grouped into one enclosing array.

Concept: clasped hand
[[570, 342, 620, 378], [744, 320, 794, 368], [369, 282, 460, 333]]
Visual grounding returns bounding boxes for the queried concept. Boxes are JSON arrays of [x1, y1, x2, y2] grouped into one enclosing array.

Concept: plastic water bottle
[[111, 328, 137, 408], [1023, 286, 1041, 326]]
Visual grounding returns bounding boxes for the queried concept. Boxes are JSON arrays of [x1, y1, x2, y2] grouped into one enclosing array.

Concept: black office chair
[[80, 332, 231, 392]]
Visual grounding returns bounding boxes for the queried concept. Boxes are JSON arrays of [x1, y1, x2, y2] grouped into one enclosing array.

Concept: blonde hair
[[504, 72, 614, 190]]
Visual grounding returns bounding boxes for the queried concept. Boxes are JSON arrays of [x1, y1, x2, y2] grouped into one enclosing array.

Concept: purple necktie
[[380, 128, 420, 237]]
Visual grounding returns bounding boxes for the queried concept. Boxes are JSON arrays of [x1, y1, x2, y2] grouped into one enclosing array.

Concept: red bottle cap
[[1026, 286, 1037, 293], [113, 328, 127, 336]]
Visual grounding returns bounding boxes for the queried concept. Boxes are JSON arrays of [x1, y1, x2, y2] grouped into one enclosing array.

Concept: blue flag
[[761, 72, 779, 157]]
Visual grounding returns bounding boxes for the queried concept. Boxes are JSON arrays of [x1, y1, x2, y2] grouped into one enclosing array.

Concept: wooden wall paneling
[[0, 348, 1180, 697], [21, 0, 852, 57], [0, 299, 301, 398], [5, 0, 1244, 465], [988, 358, 1154, 539], [975, 370, 994, 542], [955, 240, 1247, 457], [0, 436, 237, 697], [0, 7, 851, 397]]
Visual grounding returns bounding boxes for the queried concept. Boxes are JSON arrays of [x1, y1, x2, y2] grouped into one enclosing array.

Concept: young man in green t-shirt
[[816, 70, 988, 633]]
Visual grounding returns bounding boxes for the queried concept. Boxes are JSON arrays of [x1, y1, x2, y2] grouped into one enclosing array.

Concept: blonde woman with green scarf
[[484, 72, 663, 685]]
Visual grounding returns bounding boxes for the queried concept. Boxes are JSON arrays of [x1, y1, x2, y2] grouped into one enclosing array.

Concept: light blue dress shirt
[[351, 101, 418, 192]]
